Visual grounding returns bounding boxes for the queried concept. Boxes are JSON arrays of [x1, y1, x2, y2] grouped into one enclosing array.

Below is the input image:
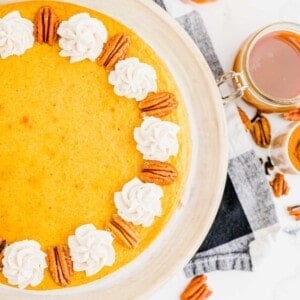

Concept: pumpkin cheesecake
[[0, 1, 191, 290]]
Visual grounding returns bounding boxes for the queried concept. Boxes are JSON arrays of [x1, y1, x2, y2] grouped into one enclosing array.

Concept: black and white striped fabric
[[153, 0, 278, 276]]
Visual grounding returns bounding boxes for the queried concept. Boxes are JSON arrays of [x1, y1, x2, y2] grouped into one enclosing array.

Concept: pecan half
[[0, 238, 6, 271], [180, 275, 213, 300], [97, 33, 130, 71], [282, 108, 300, 121], [139, 92, 178, 118], [269, 173, 290, 198], [106, 214, 140, 249], [237, 106, 252, 131], [288, 206, 300, 221], [251, 115, 271, 148], [47, 245, 73, 286], [140, 160, 178, 185], [34, 6, 60, 46]]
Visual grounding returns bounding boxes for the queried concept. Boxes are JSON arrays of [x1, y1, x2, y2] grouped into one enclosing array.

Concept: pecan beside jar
[[251, 115, 271, 148], [282, 108, 300, 121], [269, 173, 290, 197], [180, 275, 213, 300]]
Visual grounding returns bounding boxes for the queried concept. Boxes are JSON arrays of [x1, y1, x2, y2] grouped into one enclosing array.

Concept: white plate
[[0, 0, 228, 299]]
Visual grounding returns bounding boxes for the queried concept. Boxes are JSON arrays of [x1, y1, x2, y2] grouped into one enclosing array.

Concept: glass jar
[[219, 22, 300, 112], [270, 122, 300, 174]]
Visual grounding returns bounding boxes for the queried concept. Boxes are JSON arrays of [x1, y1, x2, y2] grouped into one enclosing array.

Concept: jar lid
[[244, 22, 300, 106]]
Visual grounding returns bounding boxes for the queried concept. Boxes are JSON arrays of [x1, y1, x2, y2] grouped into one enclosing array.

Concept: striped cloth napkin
[[153, 0, 278, 277]]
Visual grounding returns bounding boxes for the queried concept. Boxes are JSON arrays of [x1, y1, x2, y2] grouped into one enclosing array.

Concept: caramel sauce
[[288, 125, 300, 171], [248, 30, 300, 100]]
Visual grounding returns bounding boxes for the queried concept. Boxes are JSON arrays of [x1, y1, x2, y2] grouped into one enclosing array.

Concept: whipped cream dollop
[[58, 13, 107, 63], [134, 116, 180, 162], [108, 57, 157, 101], [114, 177, 163, 227], [68, 224, 115, 276], [2, 240, 47, 289], [0, 11, 34, 59]]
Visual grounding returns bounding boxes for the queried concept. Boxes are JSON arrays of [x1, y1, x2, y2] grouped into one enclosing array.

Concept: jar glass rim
[[243, 22, 300, 106]]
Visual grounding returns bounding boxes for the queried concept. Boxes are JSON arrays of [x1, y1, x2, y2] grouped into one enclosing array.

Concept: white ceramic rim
[[0, 1, 228, 299]]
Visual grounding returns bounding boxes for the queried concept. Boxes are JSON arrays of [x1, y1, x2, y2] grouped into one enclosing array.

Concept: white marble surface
[[151, 0, 300, 299]]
